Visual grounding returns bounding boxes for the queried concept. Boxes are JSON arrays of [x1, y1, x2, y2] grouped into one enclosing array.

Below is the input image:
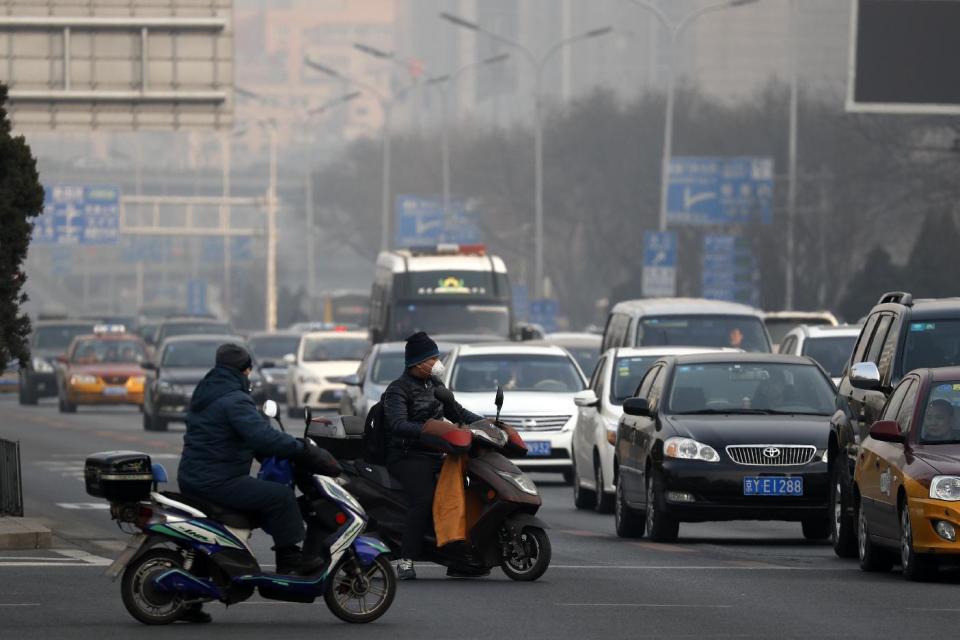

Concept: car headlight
[[70, 374, 97, 385], [32, 357, 54, 373], [158, 380, 184, 395], [663, 437, 720, 462], [930, 476, 960, 501], [496, 470, 539, 495], [130, 376, 145, 384]]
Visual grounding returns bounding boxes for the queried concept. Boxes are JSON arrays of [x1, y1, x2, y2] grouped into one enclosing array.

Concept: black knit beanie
[[216, 343, 253, 372], [404, 331, 440, 368]]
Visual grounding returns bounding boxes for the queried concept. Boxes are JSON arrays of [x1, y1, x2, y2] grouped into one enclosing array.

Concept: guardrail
[[0, 439, 23, 517]]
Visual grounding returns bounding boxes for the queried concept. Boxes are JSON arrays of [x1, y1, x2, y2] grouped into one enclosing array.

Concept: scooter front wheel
[[120, 549, 188, 625], [323, 555, 396, 624], [501, 526, 551, 582]]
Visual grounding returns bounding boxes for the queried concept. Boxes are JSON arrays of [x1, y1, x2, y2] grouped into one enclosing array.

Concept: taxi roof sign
[[93, 324, 127, 335]]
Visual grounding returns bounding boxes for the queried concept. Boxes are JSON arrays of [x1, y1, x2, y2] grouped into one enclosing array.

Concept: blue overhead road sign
[[33, 185, 120, 245], [395, 195, 482, 247], [667, 157, 774, 225], [642, 231, 677, 298]]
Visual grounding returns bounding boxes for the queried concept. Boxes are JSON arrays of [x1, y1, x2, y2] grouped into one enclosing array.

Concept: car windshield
[[371, 352, 406, 385], [70, 339, 145, 364], [638, 316, 770, 352], [249, 336, 301, 362], [611, 356, 660, 405], [765, 318, 833, 345], [302, 337, 368, 362], [802, 336, 857, 378], [33, 325, 94, 350], [920, 382, 960, 444], [161, 322, 232, 339], [390, 302, 510, 340], [451, 354, 585, 393], [667, 362, 835, 415], [161, 341, 223, 368], [903, 320, 960, 373]]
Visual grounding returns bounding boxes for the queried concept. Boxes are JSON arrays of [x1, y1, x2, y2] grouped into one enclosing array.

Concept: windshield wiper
[[671, 408, 771, 415], [759, 409, 832, 416]]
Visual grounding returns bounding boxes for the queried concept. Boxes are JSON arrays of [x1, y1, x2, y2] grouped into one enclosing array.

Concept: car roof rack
[[877, 291, 913, 306]]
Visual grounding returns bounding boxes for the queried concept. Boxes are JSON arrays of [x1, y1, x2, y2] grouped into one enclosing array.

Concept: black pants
[[181, 475, 305, 548], [388, 455, 443, 559]]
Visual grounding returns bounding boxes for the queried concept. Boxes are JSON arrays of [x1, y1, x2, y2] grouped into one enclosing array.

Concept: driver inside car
[[922, 398, 956, 442]]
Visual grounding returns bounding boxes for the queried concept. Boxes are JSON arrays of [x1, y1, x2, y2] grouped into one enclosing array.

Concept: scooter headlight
[[496, 470, 538, 496]]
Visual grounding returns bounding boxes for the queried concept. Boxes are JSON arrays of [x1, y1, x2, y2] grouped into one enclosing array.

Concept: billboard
[[0, 0, 233, 130], [847, 0, 960, 115], [667, 157, 774, 225]]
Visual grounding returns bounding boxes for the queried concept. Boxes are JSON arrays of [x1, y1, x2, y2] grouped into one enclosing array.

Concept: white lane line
[[55, 549, 113, 566], [56, 502, 110, 510], [0, 604, 40, 607], [557, 603, 733, 608]]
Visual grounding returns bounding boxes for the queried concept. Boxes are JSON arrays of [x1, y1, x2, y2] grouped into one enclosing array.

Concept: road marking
[[558, 529, 611, 539], [55, 549, 113, 565], [0, 603, 40, 607], [0, 549, 112, 568], [57, 502, 110, 510], [632, 541, 699, 554], [556, 603, 733, 608]]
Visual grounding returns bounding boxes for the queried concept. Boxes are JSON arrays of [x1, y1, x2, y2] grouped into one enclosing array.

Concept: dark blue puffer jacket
[[177, 365, 302, 491]]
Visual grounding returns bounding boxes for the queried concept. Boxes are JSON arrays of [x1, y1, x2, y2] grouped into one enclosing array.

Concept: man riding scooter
[[177, 343, 339, 621], [383, 331, 485, 580]]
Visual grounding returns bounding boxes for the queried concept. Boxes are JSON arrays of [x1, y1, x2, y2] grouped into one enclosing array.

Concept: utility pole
[[266, 126, 278, 331], [785, 0, 799, 310]]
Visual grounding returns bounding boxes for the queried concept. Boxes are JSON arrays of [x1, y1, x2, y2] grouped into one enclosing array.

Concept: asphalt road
[[2, 394, 960, 639]]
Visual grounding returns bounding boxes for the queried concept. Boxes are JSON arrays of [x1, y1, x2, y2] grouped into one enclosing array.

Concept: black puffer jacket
[[382, 370, 482, 462], [178, 365, 303, 491]]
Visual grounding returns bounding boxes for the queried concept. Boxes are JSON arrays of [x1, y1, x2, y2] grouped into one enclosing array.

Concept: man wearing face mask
[[383, 331, 482, 580]]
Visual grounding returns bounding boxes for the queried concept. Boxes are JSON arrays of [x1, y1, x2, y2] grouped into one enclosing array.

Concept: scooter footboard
[[352, 535, 391, 566]]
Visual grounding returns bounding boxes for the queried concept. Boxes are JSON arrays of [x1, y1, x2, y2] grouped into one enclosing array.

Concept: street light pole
[[626, 0, 759, 232], [266, 124, 278, 331], [440, 13, 612, 298], [785, 0, 798, 310]]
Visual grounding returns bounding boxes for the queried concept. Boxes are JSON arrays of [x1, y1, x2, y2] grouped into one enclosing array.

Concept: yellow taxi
[[55, 325, 148, 413], [854, 366, 960, 580]]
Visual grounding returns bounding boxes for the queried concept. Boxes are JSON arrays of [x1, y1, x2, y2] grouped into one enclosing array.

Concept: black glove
[[295, 441, 342, 477]]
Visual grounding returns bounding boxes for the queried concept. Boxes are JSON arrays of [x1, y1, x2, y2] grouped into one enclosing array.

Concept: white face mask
[[429, 360, 445, 379]]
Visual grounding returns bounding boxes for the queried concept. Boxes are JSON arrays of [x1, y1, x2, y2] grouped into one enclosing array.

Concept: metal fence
[[0, 438, 23, 517]]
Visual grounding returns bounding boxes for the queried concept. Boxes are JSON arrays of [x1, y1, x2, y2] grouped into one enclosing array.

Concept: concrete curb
[[0, 517, 52, 549]]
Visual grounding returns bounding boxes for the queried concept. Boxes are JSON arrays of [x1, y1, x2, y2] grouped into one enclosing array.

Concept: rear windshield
[[161, 341, 223, 368], [765, 317, 833, 345], [611, 356, 659, 405], [903, 320, 960, 373], [302, 338, 368, 362], [71, 339, 146, 364], [667, 362, 835, 415], [638, 316, 769, 352], [33, 324, 94, 350], [160, 322, 232, 340], [802, 336, 857, 378], [450, 354, 585, 393], [249, 336, 301, 361]]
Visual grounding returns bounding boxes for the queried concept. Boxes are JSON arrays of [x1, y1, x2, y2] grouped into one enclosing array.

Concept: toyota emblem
[[762, 447, 781, 458]]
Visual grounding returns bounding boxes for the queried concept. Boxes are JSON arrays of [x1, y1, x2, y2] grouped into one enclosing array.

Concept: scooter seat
[[353, 462, 406, 492], [162, 491, 261, 529]]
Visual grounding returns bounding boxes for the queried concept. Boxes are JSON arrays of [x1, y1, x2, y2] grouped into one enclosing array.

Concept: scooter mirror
[[262, 399, 279, 419], [495, 385, 504, 423], [304, 406, 313, 428]]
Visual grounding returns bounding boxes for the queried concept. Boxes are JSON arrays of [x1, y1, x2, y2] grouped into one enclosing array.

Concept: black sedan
[[614, 353, 836, 542], [142, 335, 267, 431]]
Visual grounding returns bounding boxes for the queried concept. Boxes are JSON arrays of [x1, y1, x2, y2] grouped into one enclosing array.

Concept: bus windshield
[[389, 302, 510, 340]]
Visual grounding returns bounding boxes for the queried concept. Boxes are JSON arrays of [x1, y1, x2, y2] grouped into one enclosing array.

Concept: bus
[[320, 290, 370, 327], [369, 244, 513, 343]]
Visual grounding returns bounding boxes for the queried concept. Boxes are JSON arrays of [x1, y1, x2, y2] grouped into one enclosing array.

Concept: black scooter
[[308, 388, 552, 581]]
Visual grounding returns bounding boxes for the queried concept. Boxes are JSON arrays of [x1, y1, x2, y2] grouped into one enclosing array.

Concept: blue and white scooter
[[86, 400, 395, 625]]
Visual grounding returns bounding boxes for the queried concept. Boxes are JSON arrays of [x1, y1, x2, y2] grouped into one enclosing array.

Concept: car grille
[[102, 375, 128, 385], [483, 414, 572, 432], [725, 445, 817, 466]]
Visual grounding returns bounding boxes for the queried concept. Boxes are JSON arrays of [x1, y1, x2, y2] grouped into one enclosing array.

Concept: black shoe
[[446, 567, 490, 579], [179, 605, 212, 624], [397, 558, 416, 581], [273, 545, 303, 575]]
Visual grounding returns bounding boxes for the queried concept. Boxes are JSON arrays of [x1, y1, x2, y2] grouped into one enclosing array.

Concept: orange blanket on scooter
[[433, 454, 484, 547]]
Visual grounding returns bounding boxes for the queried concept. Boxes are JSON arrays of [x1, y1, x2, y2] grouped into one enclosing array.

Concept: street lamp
[[441, 12, 613, 298], [625, 0, 760, 232], [304, 56, 433, 252]]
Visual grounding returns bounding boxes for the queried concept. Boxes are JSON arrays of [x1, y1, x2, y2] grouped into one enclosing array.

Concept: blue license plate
[[102, 386, 127, 396], [526, 441, 552, 457], [743, 476, 803, 496]]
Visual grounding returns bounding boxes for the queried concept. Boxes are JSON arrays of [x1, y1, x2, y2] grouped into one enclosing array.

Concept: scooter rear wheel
[[121, 549, 188, 625], [500, 526, 551, 582], [323, 555, 396, 624]]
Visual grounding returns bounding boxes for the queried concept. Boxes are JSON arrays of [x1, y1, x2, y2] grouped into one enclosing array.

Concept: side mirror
[[140, 361, 157, 370], [850, 362, 881, 390], [622, 397, 651, 417], [260, 360, 275, 369], [340, 373, 361, 387], [262, 399, 279, 419], [283, 353, 296, 366], [573, 389, 600, 408], [869, 420, 905, 444]]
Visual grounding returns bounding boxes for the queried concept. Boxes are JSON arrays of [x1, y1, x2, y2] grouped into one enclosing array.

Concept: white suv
[[571, 346, 737, 512], [285, 330, 368, 417], [441, 343, 587, 483]]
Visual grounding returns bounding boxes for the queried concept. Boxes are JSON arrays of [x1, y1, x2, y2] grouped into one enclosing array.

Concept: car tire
[[614, 470, 645, 538], [831, 460, 858, 558], [858, 497, 893, 572], [58, 395, 76, 413], [19, 381, 38, 406], [143, 411, 155, 431], [572, 455, 595, 510], [594, 459, 614, 514], [900, 501, 937, 581], [801, 516, 831, 540], [153, 417, 169, 432], [645, 471, 679, 543]]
